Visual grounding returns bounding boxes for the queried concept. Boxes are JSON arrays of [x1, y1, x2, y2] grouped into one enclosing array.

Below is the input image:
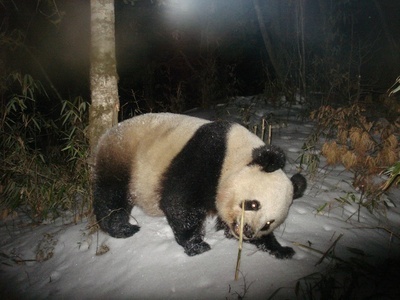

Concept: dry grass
[[311, 103, 399, 203]]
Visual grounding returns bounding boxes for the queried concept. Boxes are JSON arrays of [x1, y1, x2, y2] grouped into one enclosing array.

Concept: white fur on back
[[97, 113, 209, 216]]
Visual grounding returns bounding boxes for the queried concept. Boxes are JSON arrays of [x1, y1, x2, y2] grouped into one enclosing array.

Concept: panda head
[[216, 145, 306, 240]]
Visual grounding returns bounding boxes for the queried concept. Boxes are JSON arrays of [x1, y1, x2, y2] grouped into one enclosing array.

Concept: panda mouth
[[231, 219, 276, 239], [232, 222, 254, 239]]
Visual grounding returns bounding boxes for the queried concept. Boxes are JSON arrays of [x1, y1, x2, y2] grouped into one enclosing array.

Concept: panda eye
[[261, 219, 275, 231], [241, 200, 260, 211]]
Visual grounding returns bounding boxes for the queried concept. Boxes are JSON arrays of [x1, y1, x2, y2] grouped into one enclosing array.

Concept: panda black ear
[[249, 145, 286, 172], [291, 173, 307, 200]]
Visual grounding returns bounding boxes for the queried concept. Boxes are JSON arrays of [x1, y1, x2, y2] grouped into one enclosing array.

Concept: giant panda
[[93, 113, 307, 258]]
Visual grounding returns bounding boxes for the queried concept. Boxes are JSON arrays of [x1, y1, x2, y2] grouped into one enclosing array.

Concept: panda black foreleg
[[161, 204, 210, 256], [249, 233, 295, 259], [216, 218, 294, 259], [180, 233, 211, 257]]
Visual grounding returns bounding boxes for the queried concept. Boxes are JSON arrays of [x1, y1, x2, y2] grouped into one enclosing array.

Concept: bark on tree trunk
[[253, 0, 285, 82], [89, 0, 119, 158]]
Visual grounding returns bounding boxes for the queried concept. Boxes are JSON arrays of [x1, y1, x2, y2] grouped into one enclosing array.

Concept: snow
[[1, 98, 400, 299]]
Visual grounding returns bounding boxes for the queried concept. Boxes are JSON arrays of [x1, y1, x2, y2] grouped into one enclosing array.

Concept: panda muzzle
[[234, 222, 254, 239], [243, 224, 254, 239]]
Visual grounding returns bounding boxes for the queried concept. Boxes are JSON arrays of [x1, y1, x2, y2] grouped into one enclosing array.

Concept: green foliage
[[299, 132, 321, 178], [388, 75, 400, 97], [0, 72, 90, 222], [381, 77, 400, 192], [335, 192, 370, 220], [381, 161, 400, 191]]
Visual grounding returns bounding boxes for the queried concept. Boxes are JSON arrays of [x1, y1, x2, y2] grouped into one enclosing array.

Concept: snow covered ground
[[1, 98, 399, 299]]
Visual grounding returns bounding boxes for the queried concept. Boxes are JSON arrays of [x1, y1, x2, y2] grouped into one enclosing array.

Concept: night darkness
[[2, 0, 400, 115]]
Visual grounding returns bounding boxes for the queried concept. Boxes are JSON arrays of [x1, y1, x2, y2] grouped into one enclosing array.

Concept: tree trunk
[[373, 0, 399, 53], [89, 0, 119, 158], [253, 0, 285, 82], [296, 0, 306, 96]]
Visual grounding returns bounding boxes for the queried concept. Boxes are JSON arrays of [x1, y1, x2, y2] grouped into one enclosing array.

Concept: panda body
[[93, 113, 306, 257]]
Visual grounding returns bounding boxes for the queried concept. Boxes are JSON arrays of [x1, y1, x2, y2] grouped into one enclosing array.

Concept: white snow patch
[[1, 100, 399, 299]]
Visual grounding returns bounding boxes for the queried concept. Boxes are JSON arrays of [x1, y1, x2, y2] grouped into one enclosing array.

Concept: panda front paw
[[107, 223, 140, 238], [249, 233, 295, 259], [184, 240, 211, 256], [270, 246, 295, 259]]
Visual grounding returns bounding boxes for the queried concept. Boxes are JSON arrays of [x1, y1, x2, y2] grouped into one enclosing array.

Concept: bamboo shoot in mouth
[[234, 200, 245, 280]]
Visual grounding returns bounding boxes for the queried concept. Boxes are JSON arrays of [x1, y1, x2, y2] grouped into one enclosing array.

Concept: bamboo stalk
[[268, 124, 272, 145], [315, 233, 343, 266], [235, 201, 245, 280], [261, 118, 266, 142]]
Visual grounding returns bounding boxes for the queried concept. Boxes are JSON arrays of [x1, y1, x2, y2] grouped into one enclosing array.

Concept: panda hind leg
[[249, 232, 295, 259], [102, 208, 140, 238], [93, 183, 140, 239]]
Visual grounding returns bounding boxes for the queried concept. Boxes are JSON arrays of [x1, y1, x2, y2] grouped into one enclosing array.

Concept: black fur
[[291, 173, 307, 199], [249, 145, 286, 172], [215, 217, 295, 259], [248, 233, 295, 259], [159, 121, 232, 256], [215, 217, 234, 238], [93, 150, 140, 238]]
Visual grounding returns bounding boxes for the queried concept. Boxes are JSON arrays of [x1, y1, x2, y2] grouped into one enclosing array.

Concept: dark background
[[2, 0, 400, 115]]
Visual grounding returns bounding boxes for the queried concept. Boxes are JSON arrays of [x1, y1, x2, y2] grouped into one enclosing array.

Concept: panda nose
[[243, 224, 254, 239]]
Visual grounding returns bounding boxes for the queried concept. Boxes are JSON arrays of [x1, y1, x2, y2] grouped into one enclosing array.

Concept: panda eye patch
[[261, 219, 275, 231], [241, 200, 260, 211]]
